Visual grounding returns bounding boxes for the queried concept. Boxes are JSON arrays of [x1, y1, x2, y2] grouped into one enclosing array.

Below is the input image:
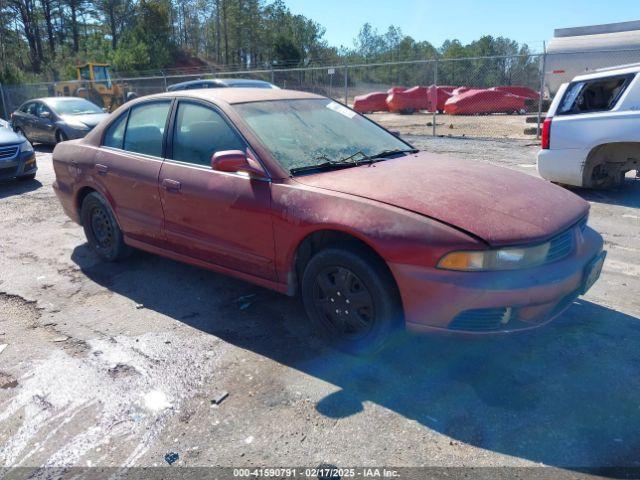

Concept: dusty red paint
[[52, 88, 603, 333]]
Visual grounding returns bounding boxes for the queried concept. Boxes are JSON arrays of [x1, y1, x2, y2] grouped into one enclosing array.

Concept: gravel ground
[[1, 138, 639, 478], [368, 112, 536, 139]]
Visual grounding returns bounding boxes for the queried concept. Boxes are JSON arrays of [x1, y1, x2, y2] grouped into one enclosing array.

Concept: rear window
[[557, 73, 635, 115]]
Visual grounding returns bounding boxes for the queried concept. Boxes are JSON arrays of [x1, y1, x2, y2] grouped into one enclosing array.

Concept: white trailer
[[545, 20, 640, 97]]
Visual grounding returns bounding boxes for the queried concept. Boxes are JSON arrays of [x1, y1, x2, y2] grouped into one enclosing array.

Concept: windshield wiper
[[290, 161, 351, 175], [290, 151, 371, 175], [368, 148, 419, 160], [289, 148, 418, 175]]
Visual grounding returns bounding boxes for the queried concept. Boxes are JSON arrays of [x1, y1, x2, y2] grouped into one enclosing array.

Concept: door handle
[[162, 178, 181, 192], [95, 163, 109, 175]]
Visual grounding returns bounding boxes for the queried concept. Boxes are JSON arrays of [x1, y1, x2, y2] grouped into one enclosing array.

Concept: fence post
[[344, 65, 349, 105], [432, 58, 438, 137], [161, 71, 168, 92], [270, 67, 275, 86], [536, 42, 547, 139], [0, 82, 8, 120]]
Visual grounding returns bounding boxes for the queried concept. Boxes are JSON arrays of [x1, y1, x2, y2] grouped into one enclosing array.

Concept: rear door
[[94, 100, 171, 245], [158, 99, 276, 280]]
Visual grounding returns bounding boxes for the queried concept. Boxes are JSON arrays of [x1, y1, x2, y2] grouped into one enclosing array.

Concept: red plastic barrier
[[452, 86, 472, 96], [352, 92, 389, 113], [427, 85, 455, 112], [386, 86, 429, 113], [444, 89, 527, 115], [492, 86, 539, 100]]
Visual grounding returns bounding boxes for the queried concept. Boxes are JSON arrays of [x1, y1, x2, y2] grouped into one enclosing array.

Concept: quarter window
[[557, 74, 635, 115], [103, 112, 128, 149], [123, 102, 171, 157], [171, 102, 245, 166]]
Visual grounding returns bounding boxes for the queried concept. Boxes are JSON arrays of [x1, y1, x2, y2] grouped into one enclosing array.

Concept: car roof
[[20, 97, 87, 106], [167, 79, 222, 90], [142, 88, 324, 105], [217, 78, 272, 86], [167, 78, 275, 91], [573, 64, 640, 82]]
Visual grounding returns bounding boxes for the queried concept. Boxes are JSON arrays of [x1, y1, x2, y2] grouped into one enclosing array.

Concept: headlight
[[438, 242, 551, 271], [19, 140, 34, 153]]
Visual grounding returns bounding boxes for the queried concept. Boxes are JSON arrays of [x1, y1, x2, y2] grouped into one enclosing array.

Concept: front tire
[[80, 192, 131, 262], [55, 130, 68, 144], [301, 246, 402, 355]]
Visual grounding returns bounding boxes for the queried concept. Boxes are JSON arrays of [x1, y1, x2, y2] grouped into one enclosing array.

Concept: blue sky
[[285, 0, 640, 52]]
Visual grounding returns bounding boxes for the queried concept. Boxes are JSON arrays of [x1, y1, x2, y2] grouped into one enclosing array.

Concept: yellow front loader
[[54, 63, 130, 111]]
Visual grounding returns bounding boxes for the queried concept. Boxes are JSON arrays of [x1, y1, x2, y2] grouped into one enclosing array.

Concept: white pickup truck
[[537, 64, 640, 188]]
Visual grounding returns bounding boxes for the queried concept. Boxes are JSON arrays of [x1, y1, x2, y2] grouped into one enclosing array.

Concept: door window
[[171, 102, 245, 166], [103, 112, 128, 149], [123, 102, 171, 157], [23, 103, 37, 115], [36, 103, 53, 118]]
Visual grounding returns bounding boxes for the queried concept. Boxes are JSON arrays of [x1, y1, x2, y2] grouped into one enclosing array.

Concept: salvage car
[[167, 78, 278, 92], [11, 97, 108, 145], [52, 89, 605, 354], [538, 64, 640, 188], [0, 121, 37, 181]]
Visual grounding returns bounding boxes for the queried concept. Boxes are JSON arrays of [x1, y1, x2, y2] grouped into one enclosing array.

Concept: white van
[[537, 64, 640, 188]]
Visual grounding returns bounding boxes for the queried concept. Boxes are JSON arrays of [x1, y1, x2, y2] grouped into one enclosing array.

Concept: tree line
[[0, 0, 540, 88]]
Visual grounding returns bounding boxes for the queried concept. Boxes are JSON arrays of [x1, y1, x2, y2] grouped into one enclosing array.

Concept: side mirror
[[40, 111, 51, 119], [211, 150, 268, 179]]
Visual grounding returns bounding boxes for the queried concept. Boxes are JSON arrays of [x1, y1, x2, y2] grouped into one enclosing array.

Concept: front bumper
[[0, 150, 37, 181], [391, 226, 604, 334]]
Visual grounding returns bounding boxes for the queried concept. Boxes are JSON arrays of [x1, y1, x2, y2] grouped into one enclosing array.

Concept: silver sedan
[[11, 97, 108, 145]]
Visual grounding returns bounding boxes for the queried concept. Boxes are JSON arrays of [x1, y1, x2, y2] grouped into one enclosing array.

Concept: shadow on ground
[[71, 244, 640, 471], [0, 178, 42, 199], [570, 177, 640, 209]]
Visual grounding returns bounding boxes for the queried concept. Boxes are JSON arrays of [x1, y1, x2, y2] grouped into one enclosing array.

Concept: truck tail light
[[541, 117, 552, 149]]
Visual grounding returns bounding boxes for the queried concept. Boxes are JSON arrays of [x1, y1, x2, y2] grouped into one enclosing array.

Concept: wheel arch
[[75, 184, 117, 225], [583, 141, 640, 188], [288, 228, 401, 303]]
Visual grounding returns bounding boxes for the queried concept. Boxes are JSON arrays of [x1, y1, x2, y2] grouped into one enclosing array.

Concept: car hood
[[292, 152, 589, 246], [0, 126, 24, 146], [61, 113, 109, 128]]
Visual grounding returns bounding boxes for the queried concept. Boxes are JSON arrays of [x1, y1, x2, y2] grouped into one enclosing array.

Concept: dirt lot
[[368, 112, 537, 139], [1, 138, 639, 477]]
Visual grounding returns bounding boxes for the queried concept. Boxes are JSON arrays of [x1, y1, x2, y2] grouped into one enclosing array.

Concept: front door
[[159, 100, 276, 280], [34, 103, 57, 143]]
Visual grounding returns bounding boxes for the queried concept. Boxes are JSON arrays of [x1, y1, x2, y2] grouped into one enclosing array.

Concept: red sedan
[[52, 89, 605, 354]]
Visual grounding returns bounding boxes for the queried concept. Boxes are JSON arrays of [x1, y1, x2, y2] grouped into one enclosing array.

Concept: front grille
[[545, 227, 574, 263], [0, 145, 19, 160], [449, 308, 509, 332]]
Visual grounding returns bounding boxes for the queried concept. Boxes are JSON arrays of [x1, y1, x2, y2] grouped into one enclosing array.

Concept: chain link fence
[[2, 50, 640, 140]]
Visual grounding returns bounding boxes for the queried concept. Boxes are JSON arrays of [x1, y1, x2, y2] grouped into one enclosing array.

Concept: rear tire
[[301, 246, 402, 355], [80, 192, 131, 262]]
